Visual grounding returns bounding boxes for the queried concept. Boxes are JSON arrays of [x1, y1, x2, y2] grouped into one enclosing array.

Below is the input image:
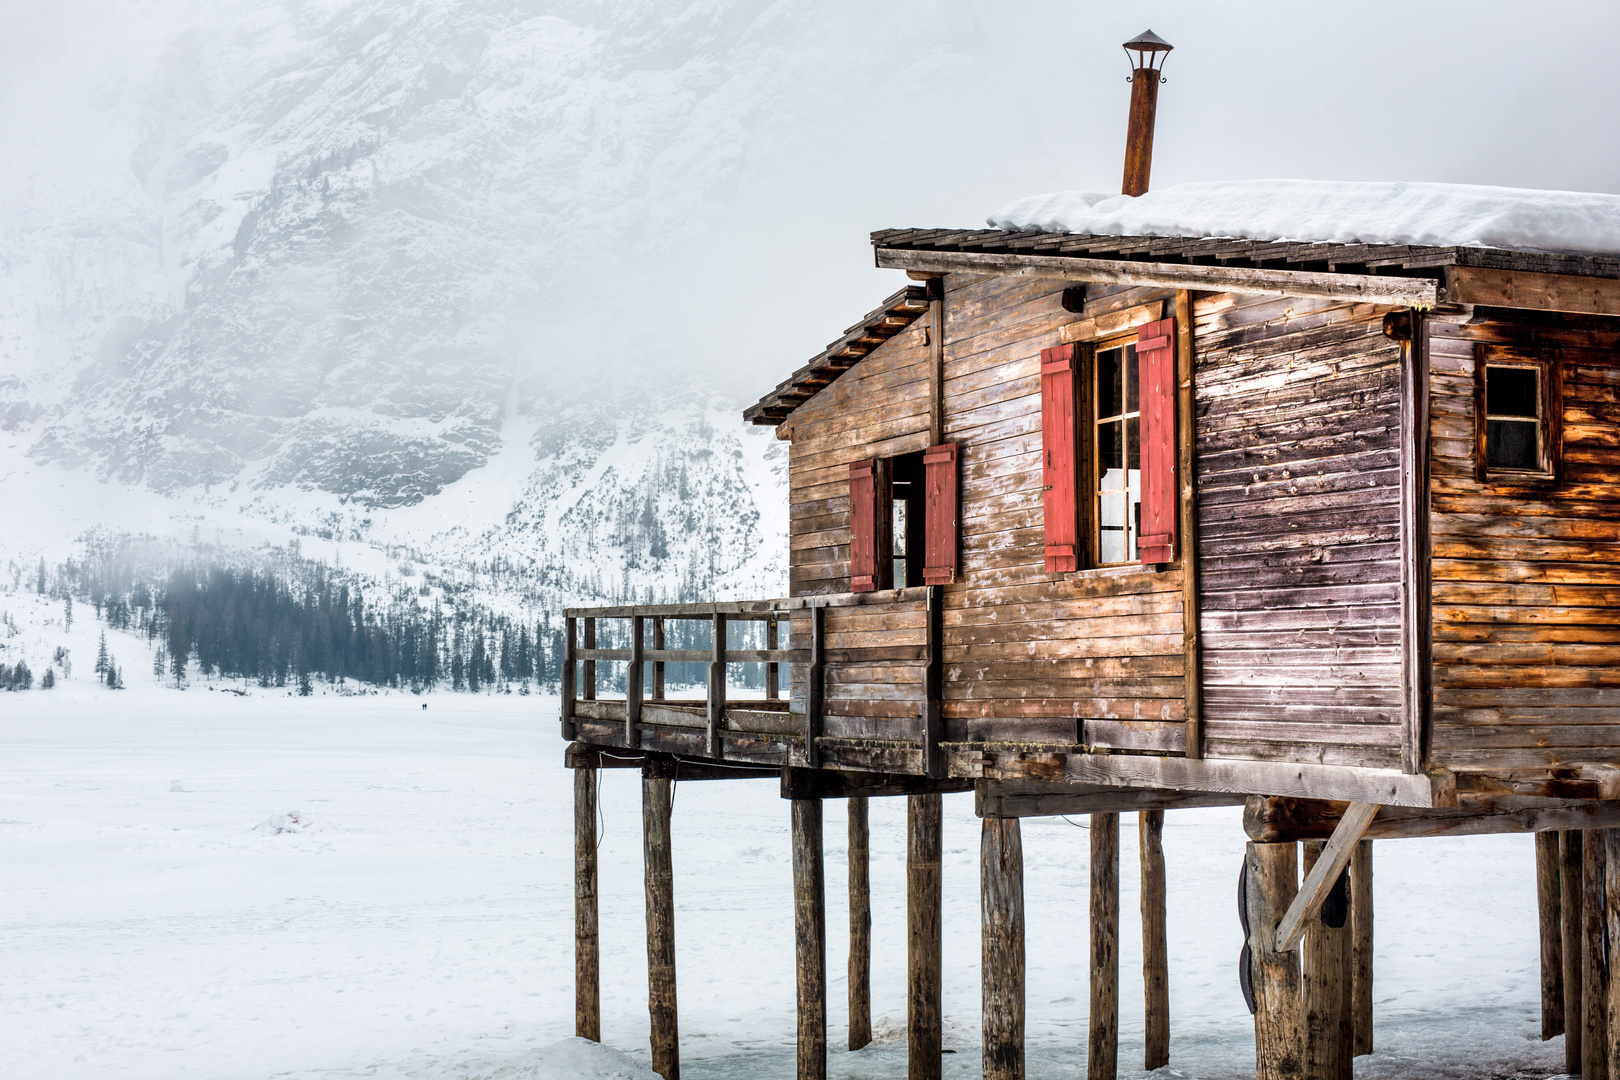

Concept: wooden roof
[[872, 227, 1620, 280], [745, 228, 1620, 428], [744, 285, 932, 426]]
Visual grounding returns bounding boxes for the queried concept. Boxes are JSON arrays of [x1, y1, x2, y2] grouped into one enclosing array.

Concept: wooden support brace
[[583, 617, 597, 704], [1089, 812, 1120, 1080], [652, 616, 666, 702], [981, 815, 1025, 1080], [1140, 809, 1169, 1071], [765, 616, 779, 701], [626, 615, 644, 747], [908, 793, 943, 1080], [1275, 803, 1379, 953], [847, 797, 871, 1051], [1537, 830, 1565, 1040], [562, 615, 578, 739], [574, 765, 600, 1041], [805, 604, 824, 769], [1605, 830, 1620, 1080], [791, 798, 826, 1080], [643, 768, 678, 1079]]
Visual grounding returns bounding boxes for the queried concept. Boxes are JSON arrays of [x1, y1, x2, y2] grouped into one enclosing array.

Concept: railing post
[[707, 610, 727, 759], [627, 615, 644, 748], [561, 615, 577, 739], [583, 617, 596, 704], [652, 616, 666, 702], [806, 602, 824, 769], [765, 615, 780, 701]]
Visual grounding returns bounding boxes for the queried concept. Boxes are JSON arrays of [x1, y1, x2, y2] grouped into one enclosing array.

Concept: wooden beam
[[706, 612, 726, 760], [561, 615, 577, 739], [1139, 810, 1169, 1072], [1605, 831, 1620, 1080], [626, 615, 643, 748], [908, 794, 943, 1080], [981, 815, 1025, 1080], [567, 743, 644, 770], [1565, 831, 1585, 1074], [764, 616, 779, 701], [1537, 830, 1566, 1040], [583, 617, 596, 705], [978, 780, 1244, 818], [923, 586, 945, 778], [574, 765, 600, 1042], [1089, 812, 1120, 1080], [652, 616, 665, 702], [1275, 803, 1379, 953], [806, 604, 824, 769], [1041, 753, 1453, 808], [1302, 841, 1353, 1080], [643, 770, 678, 1079], [1246, 795, 1620, 842], [1398, 311, 1432, 775], [1587, 830, 1610, 1080], [875, 246, 1440, 309], [791, 798, 827, 1080], [847, 797, 871, 1052], [1175, 287, 1202, 761], [1350, 841, 1373, 1057], [784, 768, 971, 801], [1247, 842, 1305, 1080], [1445, 265, 1620, 317]]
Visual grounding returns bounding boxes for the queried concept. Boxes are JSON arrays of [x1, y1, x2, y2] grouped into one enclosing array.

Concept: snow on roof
[[987, 180, 1620, 256]]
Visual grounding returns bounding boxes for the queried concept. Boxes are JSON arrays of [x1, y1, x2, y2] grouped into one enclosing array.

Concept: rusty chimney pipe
[[1121, 30, 1173, 197]]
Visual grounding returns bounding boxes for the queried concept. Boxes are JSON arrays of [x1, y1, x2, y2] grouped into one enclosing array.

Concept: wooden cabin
[[559, 36, 1620, 1080]]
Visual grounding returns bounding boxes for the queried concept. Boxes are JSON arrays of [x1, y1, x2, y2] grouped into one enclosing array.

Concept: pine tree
[[154, 644, 167, 678], [95, 632, 108, 676], [65, 594, 73, 631], [41, 668, 55, 690]]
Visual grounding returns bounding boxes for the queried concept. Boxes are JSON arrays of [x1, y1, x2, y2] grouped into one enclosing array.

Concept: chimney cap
[[1123, 29, 1174, 72]]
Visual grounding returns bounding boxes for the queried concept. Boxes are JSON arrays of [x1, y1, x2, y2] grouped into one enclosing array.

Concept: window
[[1093, 339, 1141, 565], [848, 444, 958, 591], [1041, 316, 1177, 571], [1477, 348, 1559, 483]]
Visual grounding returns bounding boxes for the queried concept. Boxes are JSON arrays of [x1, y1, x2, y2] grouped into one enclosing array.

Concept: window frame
[[1086, 331, 1144, 568], [1474, 345, 1561, 487]]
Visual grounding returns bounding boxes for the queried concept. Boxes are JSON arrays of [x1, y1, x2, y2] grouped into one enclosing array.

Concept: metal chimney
[[1121, 30, 1174, 197]]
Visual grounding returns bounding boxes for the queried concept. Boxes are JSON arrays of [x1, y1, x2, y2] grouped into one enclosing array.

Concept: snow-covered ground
[[0, 678, 1564, 1079]]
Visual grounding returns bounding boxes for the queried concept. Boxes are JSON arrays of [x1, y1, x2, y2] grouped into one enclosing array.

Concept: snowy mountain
[[0, 0, 1012, 604]]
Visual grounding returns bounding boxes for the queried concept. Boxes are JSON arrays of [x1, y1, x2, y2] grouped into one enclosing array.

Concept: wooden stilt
[[792, 799, 827, 1080], [1139, 809, 1169, 1071], [1350, 840, 1373, 1057], [1564, 830, 1587, 1073], [643, 767, 679, 1080], [908, 793, 943, 1080], [1302, 842, 1352, 1080], [1536, 830, 1565, 1040], [848, 796, 872, 1051], [1089, 812, 1120, 1080], [574, 765, 600, 1041], [1247, 841, 1305, 1080], [1604, 830, 1620, 1080], [981, 815, 1025, 1080], [1587, 829, 1610, 1080]]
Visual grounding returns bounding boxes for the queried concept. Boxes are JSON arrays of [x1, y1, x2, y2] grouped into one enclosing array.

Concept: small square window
[[1477, 350, 1559, 484]]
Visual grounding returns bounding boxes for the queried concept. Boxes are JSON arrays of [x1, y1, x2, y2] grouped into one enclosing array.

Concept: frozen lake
[[0, 688, 1564, 1079]]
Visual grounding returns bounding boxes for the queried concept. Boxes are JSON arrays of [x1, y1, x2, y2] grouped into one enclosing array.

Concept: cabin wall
[[1427, 309, 1620, 772], [1192, 294, 1407, 770], [939, 275, 1186, 749]]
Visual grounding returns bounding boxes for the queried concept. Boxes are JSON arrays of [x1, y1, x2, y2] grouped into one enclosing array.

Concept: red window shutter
[[922, 442, 959, 585], [1041, 344, 1080, 572], [848, 458, 880, 591], [1136, 318, 1178, 564]]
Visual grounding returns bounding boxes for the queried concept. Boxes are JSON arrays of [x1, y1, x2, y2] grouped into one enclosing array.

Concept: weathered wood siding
[[1428, 309, 1620, 771], [1193, 294, 1406, 769], [939, 275, 1186, 750]]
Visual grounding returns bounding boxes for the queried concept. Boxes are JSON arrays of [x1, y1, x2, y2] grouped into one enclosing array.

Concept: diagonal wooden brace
[[1275, 802, 1380, 953]]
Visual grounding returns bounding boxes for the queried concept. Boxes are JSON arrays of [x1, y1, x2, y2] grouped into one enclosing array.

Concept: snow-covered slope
[[2, 0, 992, 599]]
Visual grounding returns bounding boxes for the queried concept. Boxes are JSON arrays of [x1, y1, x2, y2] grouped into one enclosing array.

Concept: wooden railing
[[560, 588, 940, 770]]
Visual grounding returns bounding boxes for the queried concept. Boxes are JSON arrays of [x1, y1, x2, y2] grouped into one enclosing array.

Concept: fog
[[2, 0, 1618, 498]]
